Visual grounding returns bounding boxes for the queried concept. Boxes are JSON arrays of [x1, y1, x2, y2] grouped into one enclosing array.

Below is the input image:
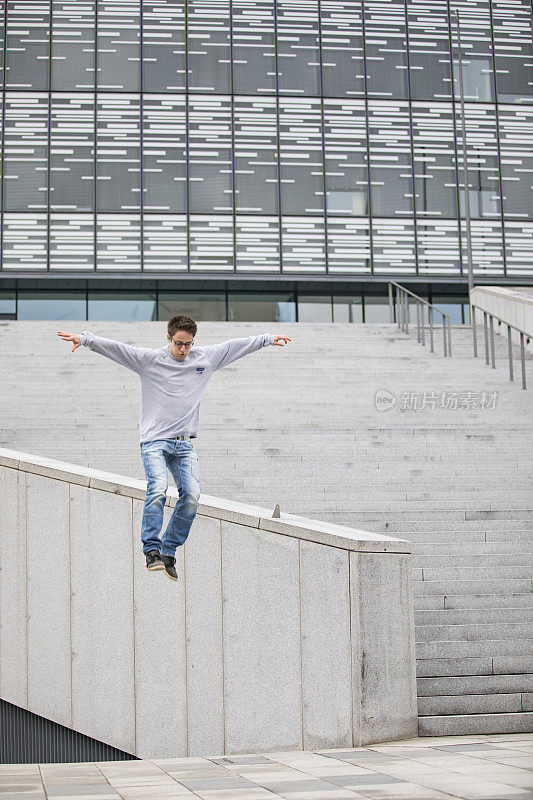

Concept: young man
[[58, 316, 291, 581]]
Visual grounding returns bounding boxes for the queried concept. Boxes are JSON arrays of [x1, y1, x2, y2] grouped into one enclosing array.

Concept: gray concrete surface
[[0, 320, 532, 734], [0, 449, 417, 758], [1, 734, 532, 800]]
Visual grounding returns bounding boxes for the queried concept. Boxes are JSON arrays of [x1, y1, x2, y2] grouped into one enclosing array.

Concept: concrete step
[[316, 509, 533, 525], [415, 579, 533, 596], [415, 622, 533, 642], [416, 655, 533, 678], [418, 712, 533, 736], [415, 639, 531, 660], [413, 554, 533, 568], [415, 608, 533, 625], [418, 566, 533, 581], [440, 594, 533, 610], [414, 541, 533, 555], [417, 674, 533, 696], [414, 594, 533, 612], [418, 692, 525, 716]]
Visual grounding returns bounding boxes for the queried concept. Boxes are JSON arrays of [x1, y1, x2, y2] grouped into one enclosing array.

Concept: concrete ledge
[[470, 286, 533, 353], [0, 447, 417, 758], [0, 447, 410, 554]]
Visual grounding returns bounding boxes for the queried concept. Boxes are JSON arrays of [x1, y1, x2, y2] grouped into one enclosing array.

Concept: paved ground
[[1, 735, 532, 800]]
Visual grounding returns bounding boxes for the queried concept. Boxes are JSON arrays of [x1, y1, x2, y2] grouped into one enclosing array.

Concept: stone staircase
[[1, 319, 532, 736]]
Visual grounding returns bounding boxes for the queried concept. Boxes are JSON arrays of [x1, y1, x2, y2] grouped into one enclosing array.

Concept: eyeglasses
[[171, 338, 194, 350]]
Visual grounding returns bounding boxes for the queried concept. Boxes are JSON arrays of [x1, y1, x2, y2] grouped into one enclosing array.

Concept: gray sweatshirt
[[78, 331, 276, 443]]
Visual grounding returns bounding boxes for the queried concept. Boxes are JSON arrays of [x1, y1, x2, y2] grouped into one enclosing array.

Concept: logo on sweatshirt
[[196, 367, 205, 373]]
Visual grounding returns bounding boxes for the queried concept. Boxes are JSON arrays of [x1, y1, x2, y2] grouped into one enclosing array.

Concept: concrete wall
[[0, 447, 417, 758], [471, 286, 533, 353]]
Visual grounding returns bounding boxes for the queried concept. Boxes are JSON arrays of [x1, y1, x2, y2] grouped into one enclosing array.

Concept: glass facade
[[0, 1, 531, 280], [1, 278, 469, 322]]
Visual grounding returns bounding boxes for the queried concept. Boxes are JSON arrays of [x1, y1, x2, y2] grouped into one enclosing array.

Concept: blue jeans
[[140, 438, 201, 557]]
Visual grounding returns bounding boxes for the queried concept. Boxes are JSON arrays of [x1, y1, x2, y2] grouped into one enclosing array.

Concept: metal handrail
[[388, 281, 452, 357], [471, 304, 531, 390]]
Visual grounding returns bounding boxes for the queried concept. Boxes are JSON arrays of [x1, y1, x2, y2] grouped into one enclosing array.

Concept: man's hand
[[273, 335, 292, 347], [57, 330, 81, 352]]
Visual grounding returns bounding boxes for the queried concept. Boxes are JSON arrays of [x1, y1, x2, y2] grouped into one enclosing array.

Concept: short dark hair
[[167, 315, 197, 339]]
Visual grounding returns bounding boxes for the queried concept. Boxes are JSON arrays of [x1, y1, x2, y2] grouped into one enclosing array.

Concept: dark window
[[457, 104, 501, 219], [279, 99, 324, 214], [232, 0, 276, 94], [51, 1, 96, 91], [333, 295, 363, 322], [297, 295, 332, 322], [187, 0, 231, 93], [50, 215, 95, 270], [158, 292, 226, 320], [51, 95, 95, 212], [364, 295, 390, 322], [4, 95, 49, 212], [364, 1, 408, 98], [408, 1, 452, 100], [499, 106, 533, 220], [324, 99, 368, 216], [142, 1, 186, 92], [281, 217, 326, 273], [320, 1, 365, 98], [88, 292, 156, 320], [228, 292, 296, 321], [143, 215, 188, 271], [143, 96, 187, 212], [368, 101, 413, 217], [412, 103, 457, 218], [234, 98, 279, 214], [188, 96, 233, 213], [189, 215, 234, 270], [0, 291, 16, 315], [6, 1, 50, 90], [327, 218, 371, 275], [96, 215, 141, 270], [96, 96, 141, 212], [432, 294, 469, 324], [277, 0, 320, 96], [492, 0, 533, 104], [236, 217, 280, 272], [451, 3, 495, 102], [18, 291, 86, 320], [97, 0, 140, 91]]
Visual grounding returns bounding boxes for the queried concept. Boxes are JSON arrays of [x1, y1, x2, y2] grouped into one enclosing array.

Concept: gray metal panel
[[0, 699, 137, 764]]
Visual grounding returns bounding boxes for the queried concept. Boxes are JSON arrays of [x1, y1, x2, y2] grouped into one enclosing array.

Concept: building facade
[[0, 0, 532, 321]]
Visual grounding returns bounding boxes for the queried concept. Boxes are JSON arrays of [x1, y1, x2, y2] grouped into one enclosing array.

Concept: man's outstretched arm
[[206, 334, 291, 372], [57, 330, 152, 375]]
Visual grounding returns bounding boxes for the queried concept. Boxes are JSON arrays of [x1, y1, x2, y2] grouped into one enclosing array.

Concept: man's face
[[167, 329, 194, 360]]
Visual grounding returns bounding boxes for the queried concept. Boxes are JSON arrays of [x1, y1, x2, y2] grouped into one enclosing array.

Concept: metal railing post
[[396, 287, 400, 328], [472, 304, 477, 358], [388, 280, 451, 358], [489, 314, 496, 369], [483, 312, 489, 365], [394, 286, 401, 328], [507, 325, 513, 382], [520, 332, 527, 390]]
